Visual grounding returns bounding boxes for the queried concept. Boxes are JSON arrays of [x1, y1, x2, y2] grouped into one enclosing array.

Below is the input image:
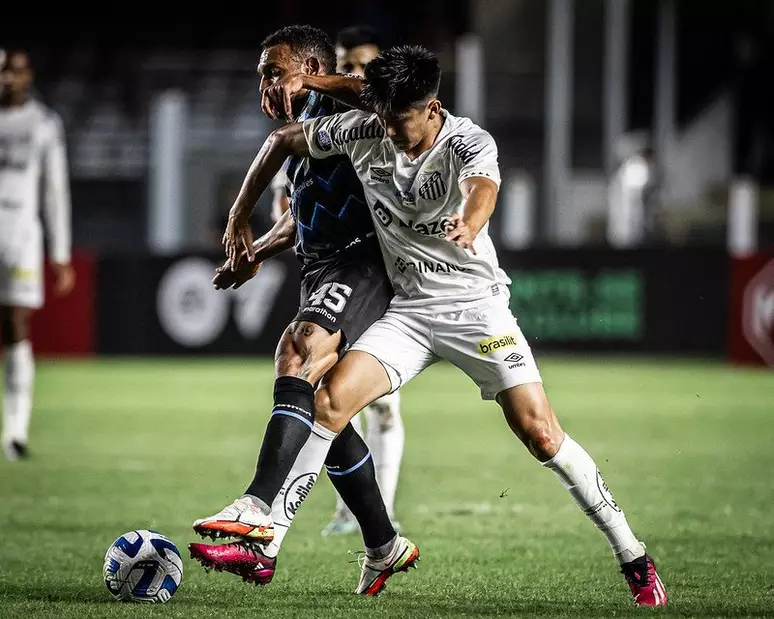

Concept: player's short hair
[[361, 45, 441, 115], [261, 25, 336, 74], [335, 25, 383, 51]]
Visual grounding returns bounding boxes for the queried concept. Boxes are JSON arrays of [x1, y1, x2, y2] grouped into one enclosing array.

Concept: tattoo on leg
[[289, 322, 316, 338]]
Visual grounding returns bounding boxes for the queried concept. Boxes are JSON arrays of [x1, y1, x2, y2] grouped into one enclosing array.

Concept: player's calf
[[325, 422, 395, 547], [496, 382, 563, 461]]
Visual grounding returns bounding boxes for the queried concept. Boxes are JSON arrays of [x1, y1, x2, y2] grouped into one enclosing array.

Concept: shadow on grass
[[2, 582, 773, 618]]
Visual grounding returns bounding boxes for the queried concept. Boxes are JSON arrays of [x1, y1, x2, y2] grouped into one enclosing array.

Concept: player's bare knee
[[514, 399, 562, 460], [314, 384, 349, 433], [525, 421, 563, 461]]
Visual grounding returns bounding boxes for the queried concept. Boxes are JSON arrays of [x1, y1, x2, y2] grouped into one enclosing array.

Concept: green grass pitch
[[1, 356, 773, 618]]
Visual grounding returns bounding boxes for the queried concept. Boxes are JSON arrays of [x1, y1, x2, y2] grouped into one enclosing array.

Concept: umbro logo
[[504, 352, 525, 368], [370, 166, 391, 183]]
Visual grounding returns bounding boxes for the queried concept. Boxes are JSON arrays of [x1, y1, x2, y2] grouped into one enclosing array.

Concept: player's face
[[257, 44, 304, 96], [379, 99, 442, 152], [0, 52, 32, 100], [336, 43, 379, 77]]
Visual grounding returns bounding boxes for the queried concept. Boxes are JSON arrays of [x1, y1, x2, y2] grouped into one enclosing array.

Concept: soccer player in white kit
[[194, 45, 667, 605], [0, 50, 74, 461]]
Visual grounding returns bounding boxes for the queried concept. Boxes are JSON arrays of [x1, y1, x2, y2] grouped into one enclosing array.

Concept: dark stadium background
[[2, 2, 774, 617]]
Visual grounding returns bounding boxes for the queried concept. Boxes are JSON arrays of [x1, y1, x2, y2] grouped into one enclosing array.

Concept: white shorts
[[0, 226, 43, 309], [350, 298, 542, 400]]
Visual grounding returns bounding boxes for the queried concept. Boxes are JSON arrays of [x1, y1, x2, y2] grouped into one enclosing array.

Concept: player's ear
[[303, 56, 321, 75], [427, 99, 442, 119]]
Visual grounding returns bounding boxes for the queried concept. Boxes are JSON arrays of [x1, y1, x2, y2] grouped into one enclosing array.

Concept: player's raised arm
[[263, 73, 365, 121], [42, 114, 75, 296], [223, 122, 310, 268]]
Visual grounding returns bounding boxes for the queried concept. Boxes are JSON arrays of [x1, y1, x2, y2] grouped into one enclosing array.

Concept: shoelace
[[347, 549, 367, 569]]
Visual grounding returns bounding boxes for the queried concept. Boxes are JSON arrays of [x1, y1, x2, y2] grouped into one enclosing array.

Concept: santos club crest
[[418, 171, 448, 200]]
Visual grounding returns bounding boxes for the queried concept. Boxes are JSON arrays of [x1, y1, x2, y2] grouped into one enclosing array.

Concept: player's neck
[[0, 93, 29, 108], [292, 91, 310, 118], [404, 114, 445, 161]]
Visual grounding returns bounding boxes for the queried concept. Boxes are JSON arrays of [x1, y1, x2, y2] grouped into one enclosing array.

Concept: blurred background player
[[335, 24, 382, 77], [0, 50, 74, 461], [269, 24, 405, 537]]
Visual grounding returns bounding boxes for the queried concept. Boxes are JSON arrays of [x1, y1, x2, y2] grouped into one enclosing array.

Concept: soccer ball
[[103, 530, 183, 603]]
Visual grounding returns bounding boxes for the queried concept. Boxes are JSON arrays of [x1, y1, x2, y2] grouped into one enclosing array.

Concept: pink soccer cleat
[[189, 541, 276, 585], [621, 554, 667, 606]]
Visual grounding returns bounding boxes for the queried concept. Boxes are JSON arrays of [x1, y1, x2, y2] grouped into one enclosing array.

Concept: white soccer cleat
[[355, 535, 420, 596], [192, 497, 274, 542]]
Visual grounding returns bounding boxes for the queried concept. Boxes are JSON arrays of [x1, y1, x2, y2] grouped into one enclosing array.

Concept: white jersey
[[0, 99, 71, 263], [303, 108, 509, 312]]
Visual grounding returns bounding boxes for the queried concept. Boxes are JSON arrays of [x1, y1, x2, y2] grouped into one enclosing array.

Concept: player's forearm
[[460, 180, 498, 237], [250, 208, 296, 262], [44, 145, 72, 264], [301, 74, 364, 109], [230, 124, 309, 220]]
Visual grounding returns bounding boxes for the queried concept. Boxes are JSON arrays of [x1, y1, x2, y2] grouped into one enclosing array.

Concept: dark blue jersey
[[284, 92, 378, 270]]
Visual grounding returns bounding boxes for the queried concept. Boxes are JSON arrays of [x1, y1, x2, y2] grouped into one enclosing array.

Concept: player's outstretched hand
[[212, 256, 261, 290], [262, 72, 305, 122], [51, 262, 76, 297], [222, 211, 256, 270], [444, 213, 477, 254]]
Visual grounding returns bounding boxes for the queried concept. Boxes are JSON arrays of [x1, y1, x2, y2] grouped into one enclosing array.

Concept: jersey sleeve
[[302, 108, 380, 161], [42, 112, 72, 264], [454, 129, 501, 188]]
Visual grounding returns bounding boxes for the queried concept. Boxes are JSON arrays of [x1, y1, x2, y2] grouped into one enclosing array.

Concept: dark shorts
[[295, 255, 394, 352]]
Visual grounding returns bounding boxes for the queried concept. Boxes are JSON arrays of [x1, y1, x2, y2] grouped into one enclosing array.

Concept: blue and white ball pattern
[[103, 530, 183, 603]]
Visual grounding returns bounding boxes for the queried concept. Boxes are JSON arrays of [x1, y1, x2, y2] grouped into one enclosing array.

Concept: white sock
[[364, 391, 404, 520], [262, 422, 336, 557], [2, 340, 35, 445], [543, 434, 645, 564], [331, 413, 363, 521]]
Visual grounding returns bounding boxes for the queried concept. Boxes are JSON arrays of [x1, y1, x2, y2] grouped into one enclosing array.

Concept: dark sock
[[244, 376, 315, 507], [326, 422, 396, 548]]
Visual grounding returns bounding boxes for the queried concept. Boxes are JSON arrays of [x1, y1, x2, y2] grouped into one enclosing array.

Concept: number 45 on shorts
[[307, 282, 352, 313]]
